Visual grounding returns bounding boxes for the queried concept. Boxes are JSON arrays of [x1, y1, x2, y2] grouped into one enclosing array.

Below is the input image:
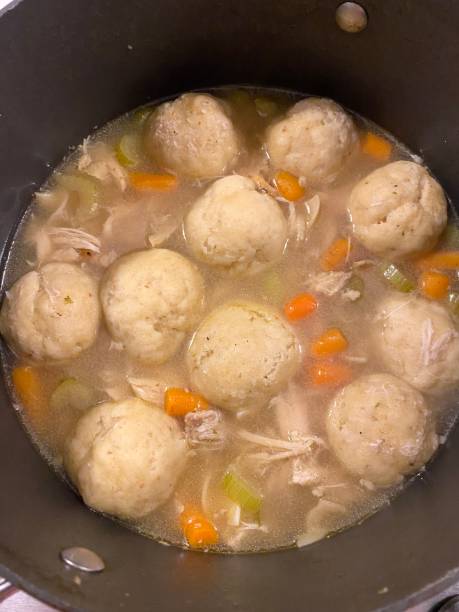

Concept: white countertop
[[0, 0, 16, 12]]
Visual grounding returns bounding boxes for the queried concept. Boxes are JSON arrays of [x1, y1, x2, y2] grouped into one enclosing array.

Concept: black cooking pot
[[1, 1, 459, 610]]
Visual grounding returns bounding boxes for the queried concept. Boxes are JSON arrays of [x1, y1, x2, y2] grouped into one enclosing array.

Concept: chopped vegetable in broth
[[1, 87, 459, 553]]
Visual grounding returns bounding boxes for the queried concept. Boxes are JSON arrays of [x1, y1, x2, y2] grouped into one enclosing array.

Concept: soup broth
[[2, 87, 458, 552]]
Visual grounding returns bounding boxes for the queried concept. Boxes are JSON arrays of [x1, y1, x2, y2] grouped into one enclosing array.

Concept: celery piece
[[381, 263, 414, 293], [115, 133, 142, 168], [222, 471, 262, 514], [49, 378, 97, 413], [261, 270, 284, 301]]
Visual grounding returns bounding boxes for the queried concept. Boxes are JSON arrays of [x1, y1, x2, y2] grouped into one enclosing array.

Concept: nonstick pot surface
[[1, 1, 459, 610]]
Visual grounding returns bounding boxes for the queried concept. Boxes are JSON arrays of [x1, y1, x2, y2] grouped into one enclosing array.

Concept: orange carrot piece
[[284, 293, 318, 322], [361, 132, 392, 161], [12, 366, 45, 423], [320, 238, 351, 271], [164, 387, 208, 417], [180, 506, 219, 548], [129, 172, 177, 191], [274, 170, 305, 201], [416, 251, 459, 271], [309, 361, 352, 387], [419, 270, 449, 300], [311, 328, 348, 357]]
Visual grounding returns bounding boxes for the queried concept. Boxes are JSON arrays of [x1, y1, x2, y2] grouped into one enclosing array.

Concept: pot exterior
[[0, 1, 459, 610]]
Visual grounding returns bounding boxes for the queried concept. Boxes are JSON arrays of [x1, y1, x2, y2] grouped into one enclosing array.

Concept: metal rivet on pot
[[336, 2, 368, 33], [60, 547, 105, 573]]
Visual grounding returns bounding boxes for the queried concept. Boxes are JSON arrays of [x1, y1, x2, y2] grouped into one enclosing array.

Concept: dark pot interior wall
[[0, 1, 459, 611]]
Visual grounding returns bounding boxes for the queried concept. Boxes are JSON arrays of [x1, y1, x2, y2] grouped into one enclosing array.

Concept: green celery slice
[[222, 471, 262, 514], [260, 270, 284, 302], [115, 133, 142, 168], [49, 378, 98, 413], [381, 263, 414, 293]]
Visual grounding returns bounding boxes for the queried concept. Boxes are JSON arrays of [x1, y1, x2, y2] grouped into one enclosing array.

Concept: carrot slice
[[274, 170, 305, 201], [320, 238, 351, 271], [129, 172, 177, 191], [164, 388, 208, 417], [180, 506, 219, 548], [311, 328, 348, 357], [419, 270, 449, 300], [284, 293, 317, 322], [416, 251, 459, 271], [12, 366, 45, 423], [361, 132, 392, 161], [309, 361, 352, 387]]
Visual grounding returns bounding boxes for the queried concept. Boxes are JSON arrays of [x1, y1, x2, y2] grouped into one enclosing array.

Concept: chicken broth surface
[[2, 87, 458, 553]]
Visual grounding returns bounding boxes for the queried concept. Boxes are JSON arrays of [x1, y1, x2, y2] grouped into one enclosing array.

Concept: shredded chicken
[[290, 458, 322, 486], [104, 385, 130, 401], [237, 429, 325, 452], [127, 376, 166, 406], [305, 271, 353, 296], [341, 288, 361, 302], [29, 223, 101, 266], [48, 247, 81, 263], [247, 448, 315, 476], [239, 521, 269, 532], [420, 318, 459, 366], [343, 354, 368, 364], [248, 174, 278, 197], [200, 470, 213, 516], [344, 236, 352, 265], [353, 259, 376, 269], [271, 382, 312, 439], [47, 227, 101, 252], [147, 214, 179, 248], [185, 409, 225, 449], [97, 370, 130, 401], [306, 498, 346, 530], [78, 142, 128, 191], [227, 522, 269, 549], [312, 483, 347, 498], [296, 529, 327, 547]]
